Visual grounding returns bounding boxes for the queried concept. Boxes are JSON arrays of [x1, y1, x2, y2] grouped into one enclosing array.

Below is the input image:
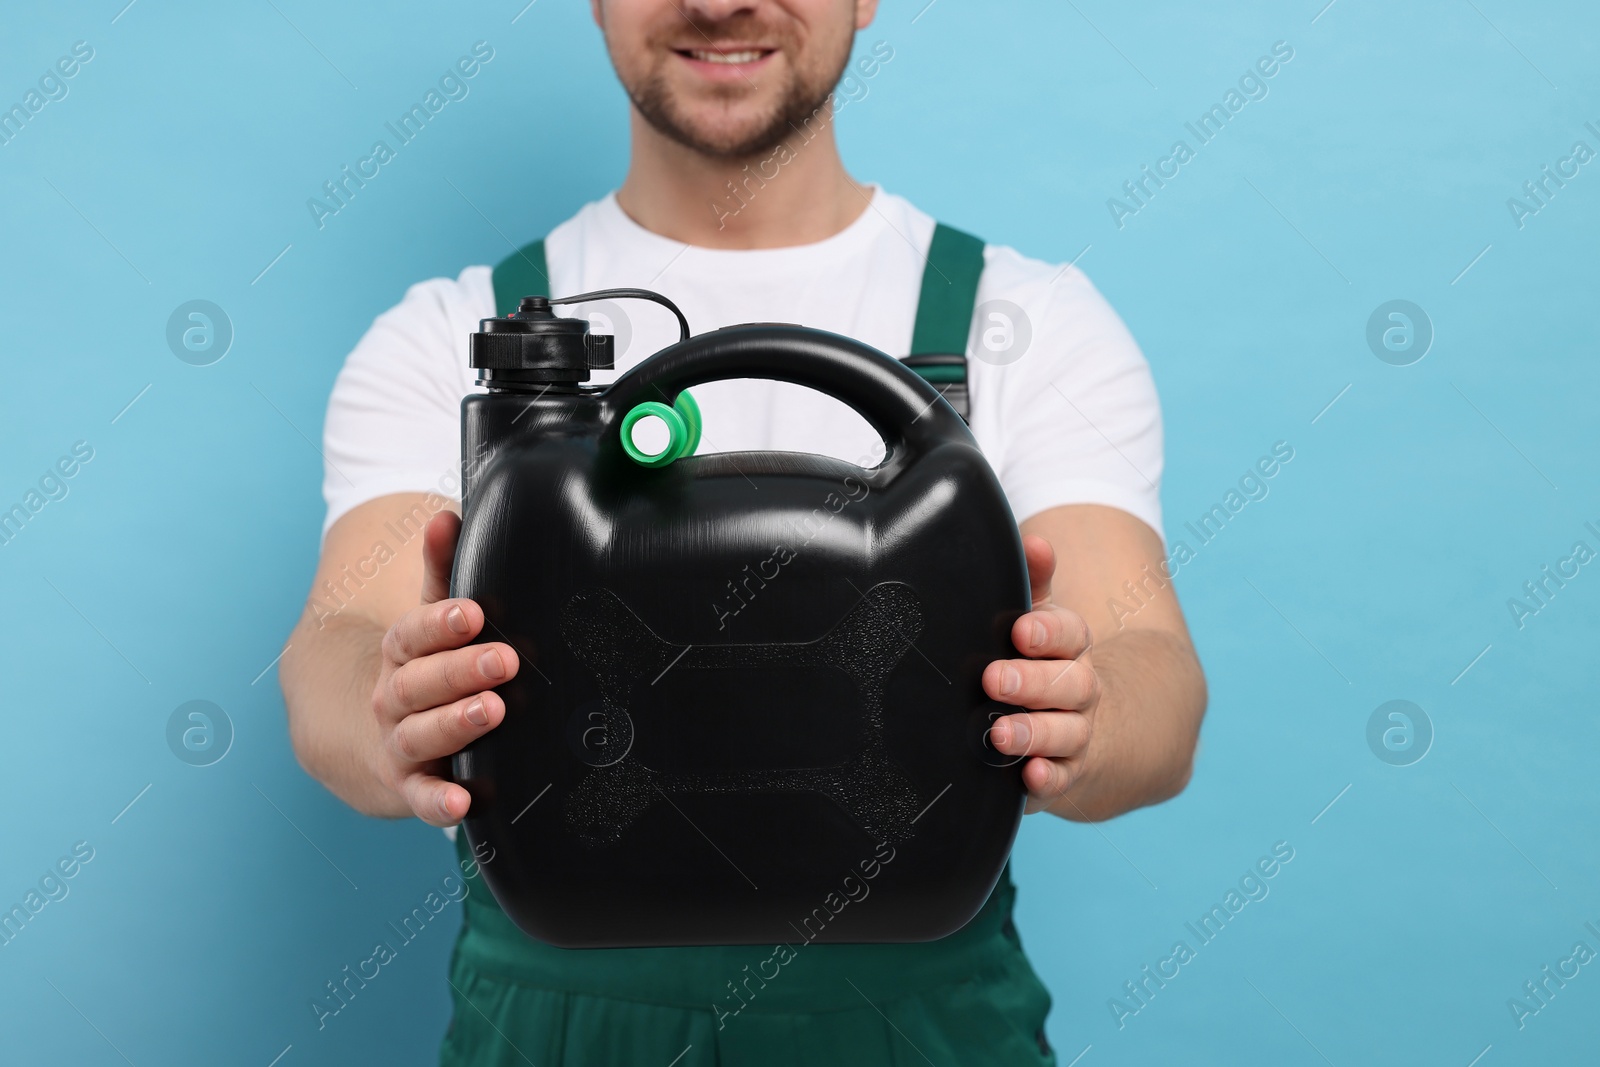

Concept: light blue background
[[2, 1, 1596, 1064]]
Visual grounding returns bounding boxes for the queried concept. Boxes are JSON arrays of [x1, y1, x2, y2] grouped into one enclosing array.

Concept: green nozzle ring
[[673, 390, 702, 456], [620, 391, 701, 468], [620, 401, 689, 468]]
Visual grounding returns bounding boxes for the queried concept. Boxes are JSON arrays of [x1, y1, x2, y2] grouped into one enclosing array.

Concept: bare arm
[[279, 493, 517, 825], [285, 495, 1200, 826], [985, 504, 1207, 822]]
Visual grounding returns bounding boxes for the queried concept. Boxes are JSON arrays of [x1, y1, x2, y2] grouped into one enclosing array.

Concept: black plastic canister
[[450, 292, 1030, 948]]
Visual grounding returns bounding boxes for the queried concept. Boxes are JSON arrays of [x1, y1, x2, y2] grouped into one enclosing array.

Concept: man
[[280, 0, 1206, 1063]]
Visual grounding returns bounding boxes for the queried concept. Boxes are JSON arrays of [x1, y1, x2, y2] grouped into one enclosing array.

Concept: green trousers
[[439, 836, 1056, 1066]]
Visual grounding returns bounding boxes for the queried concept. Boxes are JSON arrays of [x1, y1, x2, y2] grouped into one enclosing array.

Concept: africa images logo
[[1106, 41, 1295, 229], [1108, 841, 1296, 1029], [306, 42, 495, 230]]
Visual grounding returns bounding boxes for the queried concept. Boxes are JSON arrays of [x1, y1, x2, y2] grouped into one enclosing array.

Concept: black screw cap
[[472, 296, 613, 384]]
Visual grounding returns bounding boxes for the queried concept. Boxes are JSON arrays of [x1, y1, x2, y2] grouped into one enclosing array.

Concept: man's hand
[[984, 534, 1100, 815], [368, 511, 517, 827]]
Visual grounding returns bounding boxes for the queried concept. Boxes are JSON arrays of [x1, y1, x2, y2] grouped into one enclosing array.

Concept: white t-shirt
[[321, 187, 1164, 541]]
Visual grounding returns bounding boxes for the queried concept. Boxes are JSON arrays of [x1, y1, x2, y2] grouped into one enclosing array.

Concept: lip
[[671, 46, 778, 81]]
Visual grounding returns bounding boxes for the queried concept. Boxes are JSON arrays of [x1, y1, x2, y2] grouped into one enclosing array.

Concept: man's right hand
[[369, 511, 517, 827]]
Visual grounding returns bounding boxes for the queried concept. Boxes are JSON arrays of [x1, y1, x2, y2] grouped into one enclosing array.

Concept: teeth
[[688, 49, 764, 64]]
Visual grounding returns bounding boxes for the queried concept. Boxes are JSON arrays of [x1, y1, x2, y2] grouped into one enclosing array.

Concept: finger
[[1020, 757, 1082, 814], [983, 654, 1098, 711], [390, 691, 506, 765], [399, 771, 474, 827], [1011, 604, 1091, 661], [421, 510, 462, 605], [1020, 534, 1057, 607], [988, 710, 1090, 761], [383, 642, 518, 717], [382, 598, 485, 667]]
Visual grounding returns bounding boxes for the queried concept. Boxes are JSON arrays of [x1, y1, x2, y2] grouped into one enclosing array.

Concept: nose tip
[[678, 0, 761, 23]]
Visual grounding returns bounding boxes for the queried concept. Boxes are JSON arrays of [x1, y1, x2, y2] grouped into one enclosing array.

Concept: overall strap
[[492, 228, 984, 418], [492, 239, 550, 316], [906, 223, 986, 421]]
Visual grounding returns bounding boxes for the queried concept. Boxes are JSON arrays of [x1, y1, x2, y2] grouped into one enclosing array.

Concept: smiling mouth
[[674, 47, 776, 65]]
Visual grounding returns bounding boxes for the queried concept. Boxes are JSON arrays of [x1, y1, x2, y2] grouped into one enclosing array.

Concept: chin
[[653, 99, 790, 158], [683, 121, 781, 157]]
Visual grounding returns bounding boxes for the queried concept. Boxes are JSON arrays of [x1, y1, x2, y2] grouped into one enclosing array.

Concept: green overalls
[[439, 225, 1057, 1067]]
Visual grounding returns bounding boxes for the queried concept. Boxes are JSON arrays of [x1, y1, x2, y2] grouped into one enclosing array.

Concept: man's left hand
[[983, 534, 1099, 815]]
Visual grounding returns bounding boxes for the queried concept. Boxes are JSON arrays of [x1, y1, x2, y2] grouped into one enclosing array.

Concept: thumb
[[420, 509, 462, 605]]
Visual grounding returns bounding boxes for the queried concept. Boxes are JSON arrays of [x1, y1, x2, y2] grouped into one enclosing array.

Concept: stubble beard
[[625, 42, 851, 160]]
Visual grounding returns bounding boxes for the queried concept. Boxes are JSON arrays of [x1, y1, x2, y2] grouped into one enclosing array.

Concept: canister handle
[[604, 324, 971, 465]]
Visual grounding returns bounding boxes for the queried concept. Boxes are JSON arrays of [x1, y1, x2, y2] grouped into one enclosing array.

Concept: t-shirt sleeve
[[973, 252, 1165, 542], [320, 267, 490, 538]]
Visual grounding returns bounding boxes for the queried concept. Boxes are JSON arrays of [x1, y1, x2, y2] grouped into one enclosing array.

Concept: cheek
[[615, 7, 676, 68], [788, 11, 855, 81]]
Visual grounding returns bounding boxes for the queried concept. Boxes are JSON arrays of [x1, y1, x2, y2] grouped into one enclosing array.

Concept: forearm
[[1046, 628, 1205, 822], [280, 613, 409, 819]]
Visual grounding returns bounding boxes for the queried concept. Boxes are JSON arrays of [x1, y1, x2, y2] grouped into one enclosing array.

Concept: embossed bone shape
[[557, 583, 928, 847]]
